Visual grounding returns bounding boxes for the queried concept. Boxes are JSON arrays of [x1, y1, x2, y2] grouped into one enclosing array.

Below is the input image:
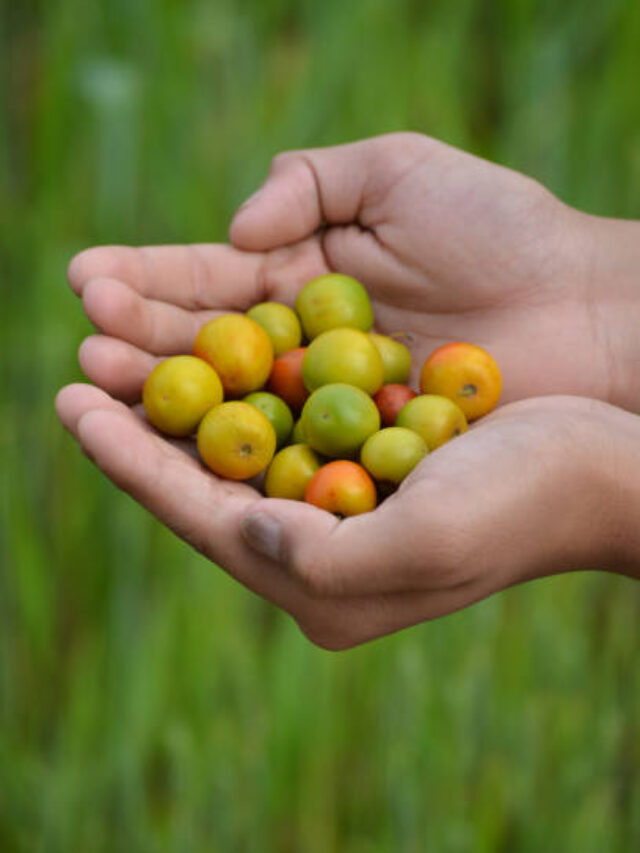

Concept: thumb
[[229, 137, 392, 252], [240, 495, 431, 598]]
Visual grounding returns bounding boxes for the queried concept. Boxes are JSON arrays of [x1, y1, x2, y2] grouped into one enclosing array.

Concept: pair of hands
[[56, 132, 640, 649]]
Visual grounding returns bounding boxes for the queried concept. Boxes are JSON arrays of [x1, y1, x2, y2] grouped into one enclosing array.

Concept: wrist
[[577, 212, 640, 412]]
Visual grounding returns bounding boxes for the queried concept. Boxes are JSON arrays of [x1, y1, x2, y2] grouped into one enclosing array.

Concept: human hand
[[58, 131, 640, 647], [69, 133, 639, 411], [55, 384, 640, 649]]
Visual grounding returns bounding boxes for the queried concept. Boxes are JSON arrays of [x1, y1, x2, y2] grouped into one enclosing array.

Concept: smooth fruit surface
[[295, 273, 374, 339], [302, 328, 384, 395], [197, 401, 276, 480], [419, 342, 502, 421], [396, 394, 467, 450], [369, 333, 412, 384], [246, 301, 302, 356], [291, 417, 308, 444], [373, 384, 418, 427], [264, 444, 321, 500], [267, 347, 309, 412], [193, 314, 273, 397], [142, 355, 223, 437], [301, 383, 380, 457], [243, 391, 294, 449], [360, 427, 428, 485], [305, 460, 377, 517]]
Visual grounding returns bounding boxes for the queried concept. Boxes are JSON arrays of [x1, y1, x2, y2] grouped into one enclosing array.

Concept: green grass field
[[2, 1, 640, 850]]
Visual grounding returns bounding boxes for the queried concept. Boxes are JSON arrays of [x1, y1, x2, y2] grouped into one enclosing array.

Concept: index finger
[[67, 243, 266, 310]]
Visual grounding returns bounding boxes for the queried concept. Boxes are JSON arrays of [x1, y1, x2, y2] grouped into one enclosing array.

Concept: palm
[[56, 133, 633, 646]]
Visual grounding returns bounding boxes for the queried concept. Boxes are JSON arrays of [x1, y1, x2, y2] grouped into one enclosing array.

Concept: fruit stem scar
[[240, 443, 253, 456], [458, 383, 477, 397]]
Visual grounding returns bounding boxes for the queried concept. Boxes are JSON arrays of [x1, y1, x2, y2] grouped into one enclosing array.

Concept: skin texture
[[57, 132, 640, 649]]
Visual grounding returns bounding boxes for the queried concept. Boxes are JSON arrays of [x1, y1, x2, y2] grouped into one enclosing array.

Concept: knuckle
[[288, 550, 340, 599], [270, 149, 302, 173]]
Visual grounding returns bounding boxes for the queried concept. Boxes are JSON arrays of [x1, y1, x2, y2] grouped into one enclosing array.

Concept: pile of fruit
[[142, 273, 502, 517]]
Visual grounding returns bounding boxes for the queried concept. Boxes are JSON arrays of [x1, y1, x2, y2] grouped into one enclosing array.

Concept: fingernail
[[242, 512, 283, 562]]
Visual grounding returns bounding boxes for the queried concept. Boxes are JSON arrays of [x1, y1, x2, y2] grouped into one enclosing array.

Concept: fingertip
[[68, 247, 116, 294], [55, 383, 114, 435], [77, 335, 157, 402]]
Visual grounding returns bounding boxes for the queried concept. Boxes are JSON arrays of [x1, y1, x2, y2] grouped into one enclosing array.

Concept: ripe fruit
[[267, 347, 309, 413], [243, 391, 294, 449], [305, 460, 377, 516], [142, 355, 223, 437], [264, 444, 322, 500], [193, 314, 273, 397], [197, 401, 276, 480], [360, 427, 428, 485], [291, 417, 308, 444], [302, 328, 384, 395], [420, 342, 502, 421], [302, 383, 380, 458], [396, 394, 467, 450], [246, 301, 302, 356], [295, 273, 374, 339], [369, 333, 412, 384], [373, 384, 418, 427]]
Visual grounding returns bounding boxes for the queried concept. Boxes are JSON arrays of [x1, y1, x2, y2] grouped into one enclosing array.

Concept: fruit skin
[[295, 273, 374, 339], [193, 314, 274, 397], [264, 444, 322, 500], [305, 460, 377, 517], [419, 342, 502, 421], [197, 401, 276, 480], [301, 383, 380, 458], [360, 427, 428, 485], [142, 355, 223, 437], [369, 333, 412, 384], [267, 347, 309, 413], [302, 328, 384, 395], [243, 391, 294, 449], [396, 394, 467, 450], [246, 301, 302, 356], [291, 417, 308, 444], [373, 384, 418, 427]]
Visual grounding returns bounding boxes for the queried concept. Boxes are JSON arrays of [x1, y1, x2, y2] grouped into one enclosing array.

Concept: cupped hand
[[56, 383, 636, 649], [69, 132, 617, 409], [58, 132, 640, 647]]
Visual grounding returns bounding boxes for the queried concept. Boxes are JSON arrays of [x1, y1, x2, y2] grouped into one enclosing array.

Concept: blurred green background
[[2, 1, 640, 850]]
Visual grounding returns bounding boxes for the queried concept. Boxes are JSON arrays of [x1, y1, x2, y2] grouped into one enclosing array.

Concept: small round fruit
[[197, 401, 276, 480], [246, 301, 302, 356], [291, 417, 308, 444], [243, 391, 294, 449], [419, 342, 502, 421], [373, 384, 418, 427], [264, 444, 322, 500], [396, 394, 467, 450], [369, 333, 412, 384], [295, 273, 374, 339], [360, 427, 428, 485], [305, 460, 377, 517], [142, 355, 223, 437], [193, 314, 273, 397], [302, 328, 384, 395], [302, 383, 380, 458], [267, 347, 309, 412]]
